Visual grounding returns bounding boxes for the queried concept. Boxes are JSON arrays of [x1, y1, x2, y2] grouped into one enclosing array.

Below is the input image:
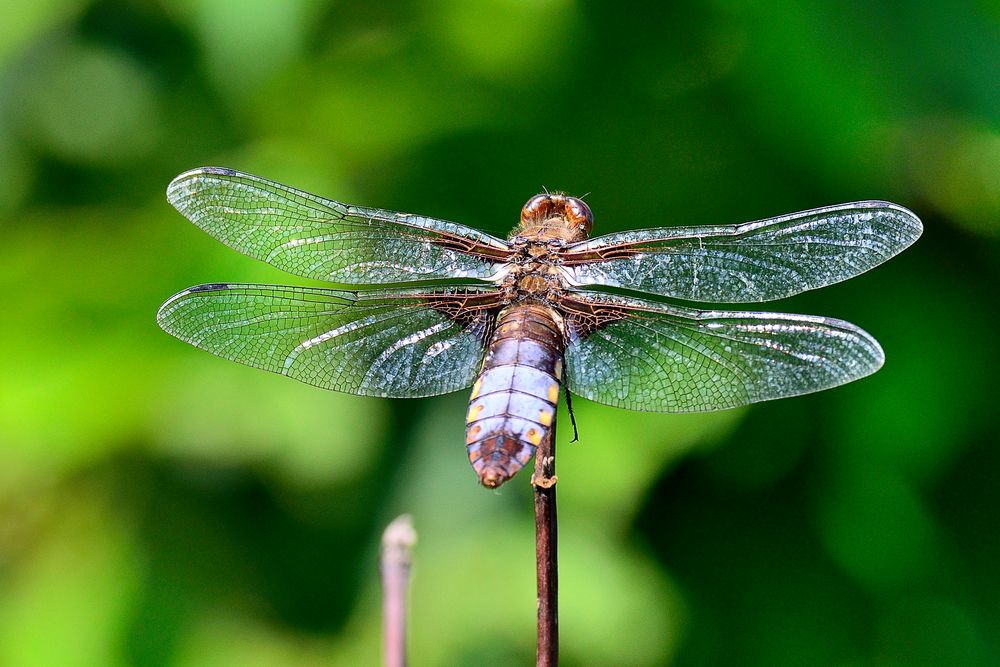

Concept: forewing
[[561, 292, 883, 412], [561, 202, 922, 302], [157, 284, 500, 397], [167, 167, 513, 284]]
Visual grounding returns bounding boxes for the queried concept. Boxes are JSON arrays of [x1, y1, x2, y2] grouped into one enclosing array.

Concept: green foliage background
[[1, 1, 997, 665]]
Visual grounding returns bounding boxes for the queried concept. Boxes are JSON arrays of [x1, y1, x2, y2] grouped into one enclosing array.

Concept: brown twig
[[532, 418, 559, 666], [380, 514, 416, 667]]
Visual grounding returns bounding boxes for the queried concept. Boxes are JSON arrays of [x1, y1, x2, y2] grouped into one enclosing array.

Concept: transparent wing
[[157, 283, 500, 397], [561, 292, 883, 412], [167, 167, 513, 284], [560, 202, 922, 302]]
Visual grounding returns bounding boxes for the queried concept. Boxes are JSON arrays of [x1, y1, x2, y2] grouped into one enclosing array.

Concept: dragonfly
[[157, 167, 922, 488]]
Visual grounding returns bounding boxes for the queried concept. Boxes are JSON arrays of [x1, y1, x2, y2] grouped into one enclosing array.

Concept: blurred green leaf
[[0, 0, 87, 67], [9, 40, 162, 165], [0, 487, 138, 667]]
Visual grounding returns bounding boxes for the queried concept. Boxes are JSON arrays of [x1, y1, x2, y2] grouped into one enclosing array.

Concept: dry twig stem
[[380, 514, 417, 667], [532, 419, 559, 666]]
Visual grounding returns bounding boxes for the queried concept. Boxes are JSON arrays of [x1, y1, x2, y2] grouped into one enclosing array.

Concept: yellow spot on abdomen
[[547, 383, 559, 403], [526, 428, 542, 446], [467, 403, 484, 422], [466, 424, 481, 443], [538, 409, 553, 426], [470, 379, 482, 400]]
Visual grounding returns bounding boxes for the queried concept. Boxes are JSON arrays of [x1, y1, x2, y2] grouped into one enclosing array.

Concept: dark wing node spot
[[194, 166, 241, 178], [188, 283, 231, 292]]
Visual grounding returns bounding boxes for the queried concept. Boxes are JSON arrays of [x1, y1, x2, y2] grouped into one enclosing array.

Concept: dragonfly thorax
[[498, 239, 569, 305]]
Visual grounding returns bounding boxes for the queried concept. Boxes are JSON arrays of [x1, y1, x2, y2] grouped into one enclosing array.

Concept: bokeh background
[[1, 1, 998, 665]]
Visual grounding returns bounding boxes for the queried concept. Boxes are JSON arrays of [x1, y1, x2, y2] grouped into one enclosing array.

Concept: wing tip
[[820, 316, 885, 383], [166, 166, 245, 206], [156, 283, 233, 331], [855, 200, 924, 244], [858, 328, 886, 377]]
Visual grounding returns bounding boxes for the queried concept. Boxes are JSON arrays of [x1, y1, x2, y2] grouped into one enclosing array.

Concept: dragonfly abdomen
[[466, 304, 564, 488]]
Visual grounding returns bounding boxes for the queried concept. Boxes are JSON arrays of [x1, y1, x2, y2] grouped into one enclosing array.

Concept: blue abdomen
[[466, 304, 564, 487]]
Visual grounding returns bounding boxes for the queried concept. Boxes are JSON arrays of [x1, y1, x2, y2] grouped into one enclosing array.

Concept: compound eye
[[564, 197, 593, 234], [521, 194, 554, 223]]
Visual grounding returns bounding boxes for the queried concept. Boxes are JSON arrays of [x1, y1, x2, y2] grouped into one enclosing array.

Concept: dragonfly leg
[[564, 387, 579, 443]]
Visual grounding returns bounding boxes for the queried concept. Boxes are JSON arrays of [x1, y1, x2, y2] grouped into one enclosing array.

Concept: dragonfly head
[[519, 193, 593, 242]]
